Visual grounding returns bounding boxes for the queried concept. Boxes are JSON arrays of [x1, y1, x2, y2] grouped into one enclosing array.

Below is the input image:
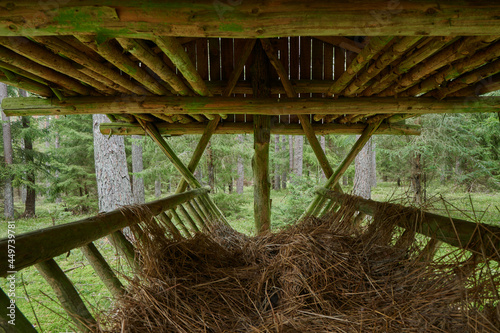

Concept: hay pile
[[101, 199, 500, 332]]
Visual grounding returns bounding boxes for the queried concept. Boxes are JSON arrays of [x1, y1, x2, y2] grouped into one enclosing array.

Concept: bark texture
[[131, 135, 145, 204], [1, 83, 14, 219], [274, 134, 281, 190], [21, 90, 35, 217], [237, 134, 244, 194], [353, 137, 374, 199], [92, 114, 132, 212], [294, 136, 303, 177]]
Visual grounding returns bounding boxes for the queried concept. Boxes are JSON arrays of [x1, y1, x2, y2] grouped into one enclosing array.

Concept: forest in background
[[1, 84, 500, 227]]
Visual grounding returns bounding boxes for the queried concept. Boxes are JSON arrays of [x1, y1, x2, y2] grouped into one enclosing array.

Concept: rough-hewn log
[[379, 36, 498, 96], [2, 2, 500, 37], [328, 36, 394, 95], [100, 121, 421, 136], [35, 259, 96, 332], [76, 36, 168, 95], [80, 242, 124, 299], [262, 38, 334, 179], [0, 37, 116, 94], [401, 40, 500, 98], [0, 188, 207, 276], [116, 38, 192, 96], [0, 288, 37, 333], [343, 36, 422, 96], [208, 80, 333, 95], [450, 72, 500, 97], [33, 36, 148, 95], [305, 121, 382, 217], [0, 69, 52, 97], [5, 96, 500, 117], [313, 36, 364, 53], [0, 45, 90, 95], [317, 189, 500, 263], [362, 36, 456, 96], [155, 36, 211, 97]]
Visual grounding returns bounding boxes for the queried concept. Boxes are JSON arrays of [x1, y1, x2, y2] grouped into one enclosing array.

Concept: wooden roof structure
[[2, 1, 500, 230]]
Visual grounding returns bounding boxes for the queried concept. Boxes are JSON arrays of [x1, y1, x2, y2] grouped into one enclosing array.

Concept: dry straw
[[98, 197, 500, 332]]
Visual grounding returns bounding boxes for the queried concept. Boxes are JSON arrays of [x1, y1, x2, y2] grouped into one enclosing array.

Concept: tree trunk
[[281, 135, 287, 189], [353, 136, 373, 199], [237, 134, 244, 194], [342, 175, 348, 186], [293, 136, 303, 177], [207, 140, 215, 191], [92, 114, 133, 212], [289, 135, 294, 175], [1, 83, 14, 219], [154, 176, 162, 198], [20, 89, 36, 217], [371, 139, 377, 188], [411, 152, 422, 204], [131, 135, 145, 204], [274, 134, 280, 190], [54, 117, 61, 204]]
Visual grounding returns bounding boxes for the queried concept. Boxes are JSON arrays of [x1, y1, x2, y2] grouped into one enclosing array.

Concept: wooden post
[[252, 43, 272, 233], [108, 231, 137, 270], [0, 287, 37, 332], [80, 242, 124, 299], [35, 259, 96, 332]]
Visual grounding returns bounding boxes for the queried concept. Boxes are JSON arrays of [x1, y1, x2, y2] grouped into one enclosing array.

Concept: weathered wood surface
[[100, 122, 421, 136], [317, 188, 500, 263], [1, 1, 500, 37], [36, 259, 96, 332], [4, 96, 500, 117], [0, 288, 37, 332], [0, 188, 207, 276]]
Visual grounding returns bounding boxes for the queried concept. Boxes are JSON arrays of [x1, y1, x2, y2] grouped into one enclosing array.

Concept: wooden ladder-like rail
[[0, 188, 222, 332]]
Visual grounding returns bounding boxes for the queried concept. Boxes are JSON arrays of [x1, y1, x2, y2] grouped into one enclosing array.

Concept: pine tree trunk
[[22, 114, 36, 217], [92, 114, 133, 212], [371, 139, 377, 188], [274, 134, 280, 190], [411, 152, 422, 204], [131, 135, 145, 204], [353, 137, 373, 199], [289, 135, 294, 175], [237, 134, 244, 194], [154, 176, 162, 198], [294, 136, 303, 177], [54, 118, 61, 204], [281, 135, 287, 189], [207, 140, 215, 191], [1, 83, 14, 219]]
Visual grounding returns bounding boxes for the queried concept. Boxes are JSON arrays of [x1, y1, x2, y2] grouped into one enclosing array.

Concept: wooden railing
[[313, 187, 500, 263], [0, 188, 221, 332]]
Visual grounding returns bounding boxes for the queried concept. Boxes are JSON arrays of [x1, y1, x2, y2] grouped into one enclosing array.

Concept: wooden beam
[[261, 38, 334, 179], [5, 96, 500, 117], [2, 2, 500, 37], [0, 69, 52, 97], [0, 188, 207, 276], [328, 36, 394, 95], [35, 259, 96, 332], [80, 242, 124, 299], [208, 80, 334, 95], [305, 121, 382, 217], [313, 36, 364, 53], [100, 121, 422, 136], [155, 36, 211, 97], [76, 36, 168, 96], [317, 189, 500, 263], [0, 288, 37, 333], [116, 38, 192, 96]]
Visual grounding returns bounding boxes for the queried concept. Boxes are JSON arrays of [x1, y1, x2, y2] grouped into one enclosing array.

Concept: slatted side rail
[[0, 188, 214, 332], [314, 187, 500, 264]]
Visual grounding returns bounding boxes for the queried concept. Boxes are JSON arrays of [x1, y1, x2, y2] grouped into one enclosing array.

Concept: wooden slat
[[312, 38, 323, 98], [209, 38, 221, 81], [196, 39, 209, 81]]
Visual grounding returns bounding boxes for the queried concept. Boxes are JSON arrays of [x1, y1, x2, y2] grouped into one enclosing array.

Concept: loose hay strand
[[98, 197, 500, 332]]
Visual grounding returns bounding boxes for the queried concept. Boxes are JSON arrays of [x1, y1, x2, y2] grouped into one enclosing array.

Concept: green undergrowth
[[1, 182, 499, 332]]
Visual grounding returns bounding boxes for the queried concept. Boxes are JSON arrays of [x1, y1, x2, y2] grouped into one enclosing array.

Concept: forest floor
[[1, 181, 499, 332]]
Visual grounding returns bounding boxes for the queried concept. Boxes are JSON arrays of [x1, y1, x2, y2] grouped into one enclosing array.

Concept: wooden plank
[[312, 38, 323, 98], [100, 121, 422, 136], [3, 2, 500, 37], [221, 38, 234, 83], [35, 259, 96, 332], [208, 38, 221, 81], [0, 188, 207, 276], [196, 39, 209, 81], [7, 96, 500, 117], [223, 39, 256, 96], [300, 36, 311, 96], [317, 189, 500, 263]]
